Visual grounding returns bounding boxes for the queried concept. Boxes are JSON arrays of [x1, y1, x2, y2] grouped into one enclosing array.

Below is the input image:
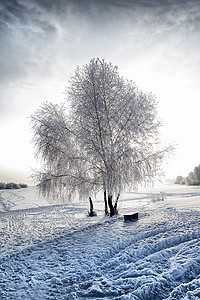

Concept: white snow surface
[[0, 184, 200, 299]]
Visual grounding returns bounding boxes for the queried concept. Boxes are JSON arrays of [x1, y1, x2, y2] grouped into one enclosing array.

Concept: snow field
[[0, 185, 200, 299]]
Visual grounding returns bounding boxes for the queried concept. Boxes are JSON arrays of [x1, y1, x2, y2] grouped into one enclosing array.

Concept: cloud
[[0, 0, 200, 115], [0, 0, 60, 115]]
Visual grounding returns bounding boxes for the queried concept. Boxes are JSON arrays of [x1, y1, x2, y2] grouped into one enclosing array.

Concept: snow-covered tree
[[31, 58, 172, 216], [194, 165, 200, 184], [174, 176, 183, 184], [175, 164, 200, 186], [187, 172, 198, 185]]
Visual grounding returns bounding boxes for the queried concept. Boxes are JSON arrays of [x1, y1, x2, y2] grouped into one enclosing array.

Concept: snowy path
[[0, 186, 200, 299]]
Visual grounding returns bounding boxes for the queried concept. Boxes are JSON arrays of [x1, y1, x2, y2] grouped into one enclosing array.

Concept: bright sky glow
[[0, 0, 200, 184]]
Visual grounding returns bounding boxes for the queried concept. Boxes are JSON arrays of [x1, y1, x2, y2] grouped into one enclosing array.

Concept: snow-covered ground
[[0, 184, 200, 299]]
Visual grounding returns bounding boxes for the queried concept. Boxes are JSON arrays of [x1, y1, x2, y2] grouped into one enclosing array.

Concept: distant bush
[[149, 192, 166, 202], [13, 183, 21, 189], [6, 182, 15, 189], [0, 182, 28, 189], [174, 176, 183, 184], [180, 178, 185, 185], [19, 183, 28, 188], [175, 164, 200, 186], [0, 182, 6, 189], [185, 177, 190, 186]]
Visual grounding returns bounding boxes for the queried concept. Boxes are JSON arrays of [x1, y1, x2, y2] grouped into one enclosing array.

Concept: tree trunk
[[104, 190, 109, 215], [114, 193, 120, 215], [89, 197, 93, 210], [88, 197, 96, 216], [108, 194, 115, 217]]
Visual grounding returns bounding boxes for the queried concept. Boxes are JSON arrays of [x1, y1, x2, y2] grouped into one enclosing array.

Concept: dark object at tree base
[[124, 213, 138, 222]]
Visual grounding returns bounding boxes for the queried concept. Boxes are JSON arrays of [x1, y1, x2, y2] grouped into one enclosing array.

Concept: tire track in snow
[[0, 202, 98, 259], [0, 190, 26, 212], [0, 206, 200, 299], [66, 209, 200, 299], [111, 223, 200, 298], [0, 192, 10, 212], [38, 210, 200, 298], [105, 238, 200, 299]]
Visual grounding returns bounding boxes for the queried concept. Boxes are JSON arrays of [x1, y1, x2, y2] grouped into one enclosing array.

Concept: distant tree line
[[0, 182, 28, 189], [174, 164, 200, 185]]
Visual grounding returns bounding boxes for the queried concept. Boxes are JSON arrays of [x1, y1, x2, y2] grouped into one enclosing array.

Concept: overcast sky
[[0, 0, 200, 184]]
